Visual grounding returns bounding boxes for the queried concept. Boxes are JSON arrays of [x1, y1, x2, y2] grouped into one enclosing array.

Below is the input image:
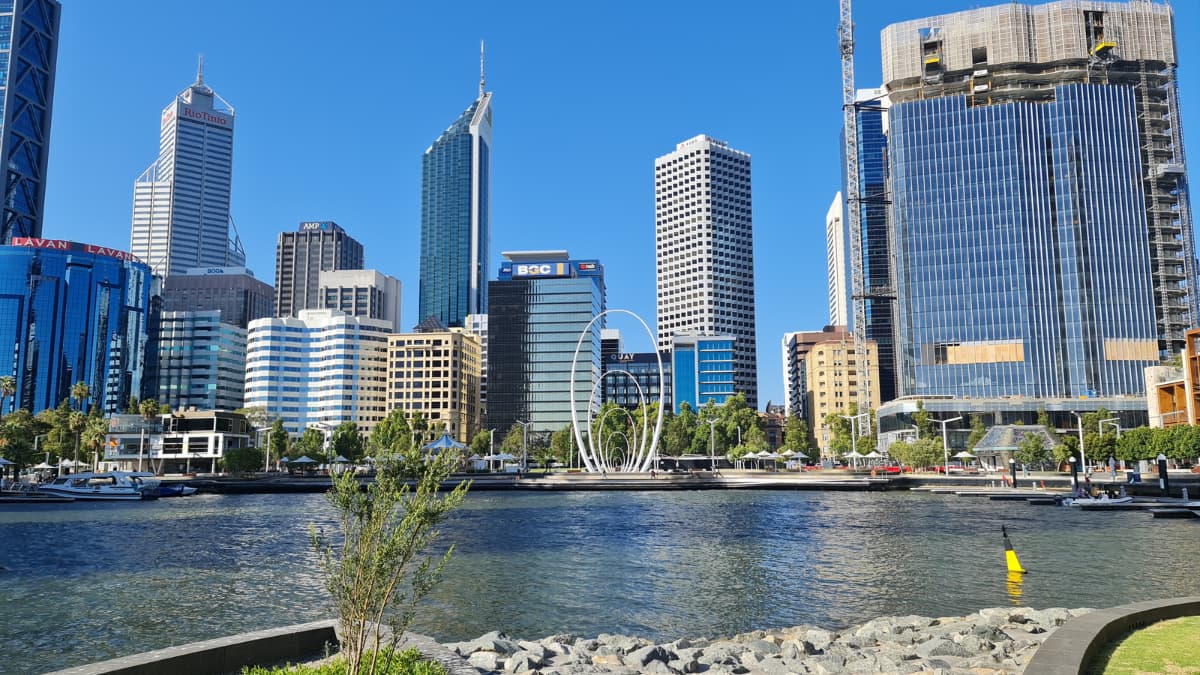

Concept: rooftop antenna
[[196, 53, 205, 86], [479, 39, 485, 98]]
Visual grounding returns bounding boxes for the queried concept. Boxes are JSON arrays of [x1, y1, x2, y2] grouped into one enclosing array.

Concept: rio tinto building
[[129, 60, 245, 277]]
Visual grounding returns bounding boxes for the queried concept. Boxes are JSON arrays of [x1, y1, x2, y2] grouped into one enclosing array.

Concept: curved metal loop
[[570, 309, 666, 473]]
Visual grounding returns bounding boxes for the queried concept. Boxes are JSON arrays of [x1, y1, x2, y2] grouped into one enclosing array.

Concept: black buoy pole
[[1009, 457, 1018, 489], [1157, 453, 1170, 497], [1068, 456, 1078, 494]]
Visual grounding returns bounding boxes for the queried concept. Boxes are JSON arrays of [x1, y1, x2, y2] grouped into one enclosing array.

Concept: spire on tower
[[479, 39, 486, 98], [196, 54, 205, 86]]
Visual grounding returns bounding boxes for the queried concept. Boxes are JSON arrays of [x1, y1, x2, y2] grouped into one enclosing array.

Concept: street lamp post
[[1009, 457, 1017, 489], [516, 420, 534, 473], [1070, 411, 1086, 474], [706, 418, 719, 472], [930, 416, 963, 475], [837, 412, 869, 468]]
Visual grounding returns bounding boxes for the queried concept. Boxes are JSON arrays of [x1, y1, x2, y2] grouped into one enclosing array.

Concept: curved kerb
[[1024, 596, 1200, 675], [43, 621, 476, 675]]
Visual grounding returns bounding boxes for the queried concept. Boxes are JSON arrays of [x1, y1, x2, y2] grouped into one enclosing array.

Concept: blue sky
[[42, 0, 1200, 409]]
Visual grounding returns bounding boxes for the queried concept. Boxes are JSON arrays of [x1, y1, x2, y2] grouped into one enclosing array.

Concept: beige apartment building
[[386, 329, 482, 444], [805, 334, 880, 458]]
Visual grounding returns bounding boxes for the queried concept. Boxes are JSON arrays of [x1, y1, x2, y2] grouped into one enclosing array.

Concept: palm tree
[[71, 381, 91, 413], [68, 410, 86, 471], [0, 376, 15, 417], [81, 416, 109, 471]]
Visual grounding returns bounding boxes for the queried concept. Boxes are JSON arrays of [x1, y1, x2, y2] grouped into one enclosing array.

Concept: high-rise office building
[[418, 56, 492, 328], [0, 238, 153, 415], [876, 0, 1183, 438], [825, 193, 847, 327], [600, 329, 671, 411], [244, 309, 390, 435], [671, 334, 736, 414], [155, 311, 247, 412], [130, 62, 245, 276], [654, 135, 758, 409], [318, 269, 402, 332], [464, 313, 488, 420], [161, 266, 274, 329], [841, 89, 898, 405], [487, 252, 604, 434], [274, 221, 364, 319], [386, 328, 482, 443], [805, 334, 879, 458], [0, 0, 60, 243], [782, 325, 851, 420]]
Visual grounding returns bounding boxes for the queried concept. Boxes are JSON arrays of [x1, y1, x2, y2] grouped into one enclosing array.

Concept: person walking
[[1108, 456, 1117, 481]]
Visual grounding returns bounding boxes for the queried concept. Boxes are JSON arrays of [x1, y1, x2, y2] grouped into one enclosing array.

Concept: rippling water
[[1, 490, 1197, 674]]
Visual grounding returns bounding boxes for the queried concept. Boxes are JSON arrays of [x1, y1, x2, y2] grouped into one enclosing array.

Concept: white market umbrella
[[290, 456, 317, 464], [33, 462, 53, 469], [953, 451, 977, 459], [861, 451, 884, 459], [59, 459, 77, 468], [332, 455, 350, 463], [779, 450, 795, 458], [792, 450, 809, 459]]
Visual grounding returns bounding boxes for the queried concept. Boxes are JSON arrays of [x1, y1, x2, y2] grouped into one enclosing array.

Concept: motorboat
[[156, 483, 198, 497], [37, 472, 160, 501], [1063, 495, 1134, 507]]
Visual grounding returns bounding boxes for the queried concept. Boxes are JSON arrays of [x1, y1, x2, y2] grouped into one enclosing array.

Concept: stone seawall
[[443, 606, 1092, 675]]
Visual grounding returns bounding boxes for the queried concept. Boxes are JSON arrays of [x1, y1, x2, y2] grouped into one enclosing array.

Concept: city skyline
[[40, 0, 1200, 409]]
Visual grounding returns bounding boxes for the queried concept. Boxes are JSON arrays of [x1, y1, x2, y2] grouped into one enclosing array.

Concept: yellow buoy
[[1002, 525, 1026, 574]]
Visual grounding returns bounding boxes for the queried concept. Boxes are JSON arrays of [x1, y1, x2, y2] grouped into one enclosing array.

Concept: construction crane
[[838, 0, 872, 421]]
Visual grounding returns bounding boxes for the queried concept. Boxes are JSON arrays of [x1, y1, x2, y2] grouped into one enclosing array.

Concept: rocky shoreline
[[442, 606, 1092, 675]]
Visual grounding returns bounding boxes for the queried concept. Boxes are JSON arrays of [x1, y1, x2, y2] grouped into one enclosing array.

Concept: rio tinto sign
[[12, 238, 144, 264]]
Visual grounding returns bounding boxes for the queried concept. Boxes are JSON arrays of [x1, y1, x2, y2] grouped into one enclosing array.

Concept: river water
[[1, 490, 1197, 674]]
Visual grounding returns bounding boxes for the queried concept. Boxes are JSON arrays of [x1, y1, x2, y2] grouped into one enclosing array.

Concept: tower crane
[[838, 0, 872, 421]]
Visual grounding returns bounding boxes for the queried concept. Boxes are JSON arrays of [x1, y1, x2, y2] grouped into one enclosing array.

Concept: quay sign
[[12, 238, 143, 263]]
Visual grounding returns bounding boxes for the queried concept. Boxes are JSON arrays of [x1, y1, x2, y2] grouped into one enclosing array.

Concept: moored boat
[[156, 483, 198, 497], [1063, 495, 1134, 507], [37, 472, 160, 501]]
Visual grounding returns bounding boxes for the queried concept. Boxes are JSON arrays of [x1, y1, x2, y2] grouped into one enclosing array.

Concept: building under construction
[[882, 0, 1194, 356], [875, 0, 1190, 446]]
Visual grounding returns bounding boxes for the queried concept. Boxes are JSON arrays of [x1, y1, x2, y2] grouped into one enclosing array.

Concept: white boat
[[1063, 496, 1134, 507], [38, 471, 160, 501]]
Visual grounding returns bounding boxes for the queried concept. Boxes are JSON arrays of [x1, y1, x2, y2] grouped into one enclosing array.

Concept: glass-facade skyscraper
[[0, 0, 60, 243], [487, 252, 604, 434], [130, 62, 245, 276], [0, 238, 153, 415], [419, 78, 492, 329], [840, 91, 897, 404]]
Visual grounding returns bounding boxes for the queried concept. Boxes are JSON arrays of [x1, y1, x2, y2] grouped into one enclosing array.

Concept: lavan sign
[[12, 238, 144, 264]]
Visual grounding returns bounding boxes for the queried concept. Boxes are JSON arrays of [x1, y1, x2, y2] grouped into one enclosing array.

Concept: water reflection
[[2, 490, 1199, 674]]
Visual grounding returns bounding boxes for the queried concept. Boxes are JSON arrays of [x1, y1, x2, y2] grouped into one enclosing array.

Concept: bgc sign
[[513, 262, 570, 278]]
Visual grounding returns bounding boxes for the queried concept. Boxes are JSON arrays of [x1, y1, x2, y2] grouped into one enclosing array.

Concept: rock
[[468, 650, 502, 671], [804, 628, 835, 651], [1028, 607, 1073, 627], [608, 635, 649, 654], [577, 638, 599, 651], [744, 638, 781, 656], [517, 642, 551, 660], [669, 657, 702, 674], [591, 652, 622, 667], [504, 651, 543, 672], [457, 631, 522, 656], [916, 637, 972, 659], [625, 645, 675, 667], [640, 660, 681, 675]]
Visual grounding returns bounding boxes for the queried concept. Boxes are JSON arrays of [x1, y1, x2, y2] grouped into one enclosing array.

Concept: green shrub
[[242, 648, 447, 675]]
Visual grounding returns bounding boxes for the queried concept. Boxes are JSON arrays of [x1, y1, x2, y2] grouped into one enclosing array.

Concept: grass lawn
[[1096, 616, 1200, 675]]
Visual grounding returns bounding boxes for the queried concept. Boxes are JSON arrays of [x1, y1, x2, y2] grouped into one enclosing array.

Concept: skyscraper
[[825, 193, 847, 327], [875, 0, 1185, 438], [0, 237, 153, 415], [418, 48, 492, 328], [487, 252, 604, 434], [843, 89, 897, 405], [161, 267, 274, 329], [0, 0, 60, 243], [654, 134, 758, 409], [274, 221, 364, 319], [130, 61, 245, 276]]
